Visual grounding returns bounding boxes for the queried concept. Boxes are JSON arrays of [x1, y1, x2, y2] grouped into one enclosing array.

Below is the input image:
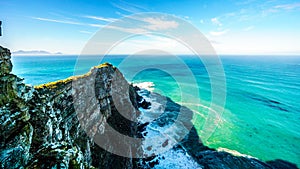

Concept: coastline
[[1, 45, 299, 168]]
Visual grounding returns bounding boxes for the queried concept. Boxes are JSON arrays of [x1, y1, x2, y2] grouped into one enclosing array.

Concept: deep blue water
[[11, 55, 300, 166]]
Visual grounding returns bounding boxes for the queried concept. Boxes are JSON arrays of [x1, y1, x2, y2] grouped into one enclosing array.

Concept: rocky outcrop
[[0, 46, 34, 168], [137, 91, 298, 169], [0, 45, 298, 169], [0, 46, 141, 168]]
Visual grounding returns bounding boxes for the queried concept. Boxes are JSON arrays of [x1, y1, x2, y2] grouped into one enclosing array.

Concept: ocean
[[11, 55, 300, 167]]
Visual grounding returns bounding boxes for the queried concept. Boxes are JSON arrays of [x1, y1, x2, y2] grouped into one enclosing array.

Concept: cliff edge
[[0, 46, 141, 168]]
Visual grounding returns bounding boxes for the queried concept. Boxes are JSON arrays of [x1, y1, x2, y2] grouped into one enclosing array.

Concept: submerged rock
[[0, 45, 298, 169]]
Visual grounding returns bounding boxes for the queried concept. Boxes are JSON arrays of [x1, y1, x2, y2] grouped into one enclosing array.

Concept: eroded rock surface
[[0, 46, 141, 168]]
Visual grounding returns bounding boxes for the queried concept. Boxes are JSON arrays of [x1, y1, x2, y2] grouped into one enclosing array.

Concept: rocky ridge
[[0, 46, 140, 168], [0, 45, 298, 169]]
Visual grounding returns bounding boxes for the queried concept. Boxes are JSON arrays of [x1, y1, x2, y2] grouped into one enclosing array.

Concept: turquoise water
[[12, 55, 300, 166]]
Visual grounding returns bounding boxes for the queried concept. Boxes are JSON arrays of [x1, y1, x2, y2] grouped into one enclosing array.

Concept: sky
[[0, 0, 300, 55]]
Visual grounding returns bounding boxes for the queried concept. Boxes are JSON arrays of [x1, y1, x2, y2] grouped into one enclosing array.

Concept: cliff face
[[0, 45, 298, 169], [0, 46, 34, 168], [0, 46, 141, 168]]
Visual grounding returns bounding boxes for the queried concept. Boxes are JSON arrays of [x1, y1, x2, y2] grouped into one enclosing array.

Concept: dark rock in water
[[162, 139, 169, 147], [139, 99, 151, 109], [0, 45, 298, 169], [266, 159, 299, 169], [137, 92, 299, 169]]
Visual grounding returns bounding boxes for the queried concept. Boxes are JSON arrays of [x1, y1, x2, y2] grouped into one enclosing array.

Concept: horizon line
[[12, 53, 300, 57]]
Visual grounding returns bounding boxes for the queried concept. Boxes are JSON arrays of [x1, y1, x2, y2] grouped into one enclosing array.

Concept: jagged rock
[[0, 46, 34, 169], [0, 46, 12, 75], [0, 46, 141, 168]]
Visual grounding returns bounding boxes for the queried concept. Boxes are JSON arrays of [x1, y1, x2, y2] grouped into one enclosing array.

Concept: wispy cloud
[[209, 29, 229, 36], [261, 2, 300, 16], [211, 1, 300, 26], [112, 3, 137, 13], [79, 30, 93, 34], [87, 23, 104, 28], [142, 17, 179, 31], [211, 17, 222, 26], [112, 0, 148, 14], [106, 17, 179, 34], [32, 17, 82, 25], [115, 11, 127, 17], [32, 17, 104, 28], [84, 15, 117, 22], [106, 25, 147, 34], [216, 8, 254, 23], [274, 2, 300, 10]]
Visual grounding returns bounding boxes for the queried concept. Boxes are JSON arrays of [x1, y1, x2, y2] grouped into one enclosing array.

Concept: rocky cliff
[[0, 45, 298, 169], [0, 46, 141, 168]]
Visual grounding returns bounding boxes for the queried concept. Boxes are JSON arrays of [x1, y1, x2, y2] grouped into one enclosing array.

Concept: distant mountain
[[13, 50, 63, 55]]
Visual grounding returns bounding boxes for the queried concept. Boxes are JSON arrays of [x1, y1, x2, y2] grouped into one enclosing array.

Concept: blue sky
[[0, 0, 300, 55]]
